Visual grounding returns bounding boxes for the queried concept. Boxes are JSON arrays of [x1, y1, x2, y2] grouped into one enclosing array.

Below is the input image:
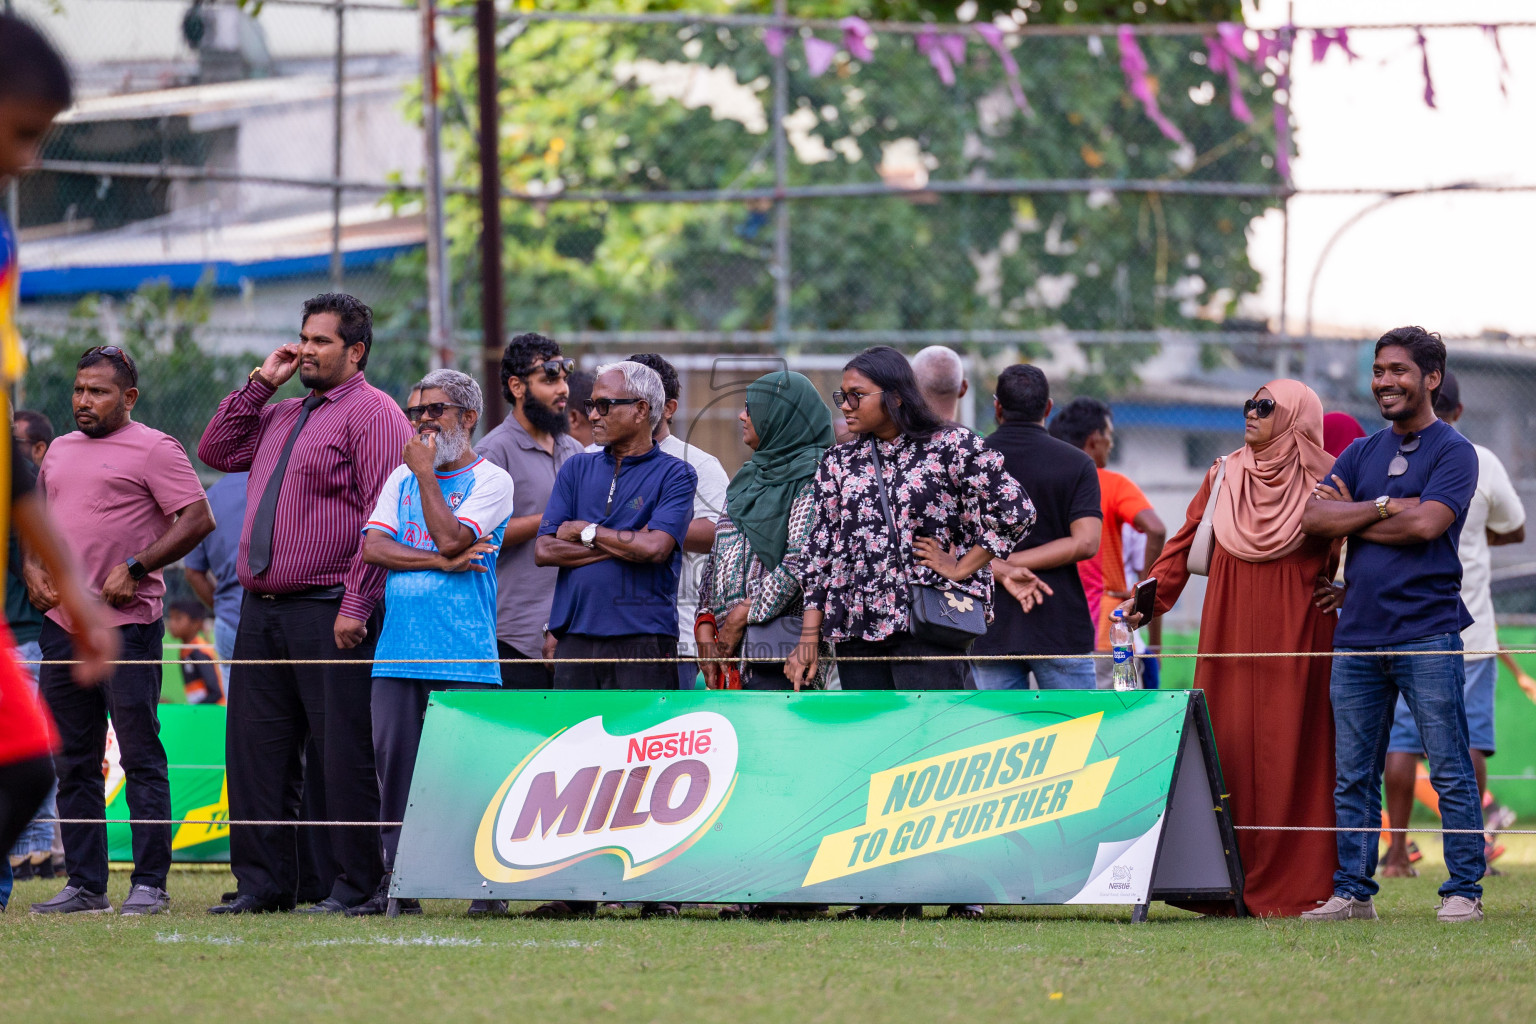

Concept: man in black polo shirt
[[972, 365, 1102, 689]]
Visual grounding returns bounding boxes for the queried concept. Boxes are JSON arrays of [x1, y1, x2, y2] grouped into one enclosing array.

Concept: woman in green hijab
[[696, 370, 835, 689]]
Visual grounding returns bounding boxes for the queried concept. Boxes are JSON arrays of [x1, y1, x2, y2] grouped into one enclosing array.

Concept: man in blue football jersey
[[357, 369, 514, 917]]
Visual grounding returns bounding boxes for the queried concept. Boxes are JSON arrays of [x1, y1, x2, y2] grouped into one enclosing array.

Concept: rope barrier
[[35, 818, 1533, 834], [16, 647, 1536, 666], [39, 819, 401, 827]]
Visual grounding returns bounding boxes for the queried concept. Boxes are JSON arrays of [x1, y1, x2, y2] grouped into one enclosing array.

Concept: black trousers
[[0, 756, 54, 857], [40, 618, 170, 893], [553, 633, 677, 690], [497, 640, 553, 689], [372, 676, 496, 870], [835, 632, 974, 691], [226, 593, 383, 907]]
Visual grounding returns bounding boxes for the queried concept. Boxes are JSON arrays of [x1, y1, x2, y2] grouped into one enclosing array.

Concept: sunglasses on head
[[405, 402, 467, 423], [1243, 398, 1277, 419], [1387, 432, 1421, 478], [584, 397, 642, 416], [517, 357, 575, 382]]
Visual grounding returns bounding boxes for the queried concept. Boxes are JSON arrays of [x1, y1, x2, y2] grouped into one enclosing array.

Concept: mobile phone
[[1133, 577, 1158, 624]]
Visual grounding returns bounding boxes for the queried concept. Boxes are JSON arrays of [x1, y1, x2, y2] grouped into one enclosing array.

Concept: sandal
[[945, 904, 984, 919]]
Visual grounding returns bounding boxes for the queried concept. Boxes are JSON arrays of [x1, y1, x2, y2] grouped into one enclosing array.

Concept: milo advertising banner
[[105, 705, 229, 863], [394, 690, 1243, 911]]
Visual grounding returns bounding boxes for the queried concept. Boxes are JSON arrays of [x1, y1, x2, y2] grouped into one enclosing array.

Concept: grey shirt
[[477, 415, 584, 658]]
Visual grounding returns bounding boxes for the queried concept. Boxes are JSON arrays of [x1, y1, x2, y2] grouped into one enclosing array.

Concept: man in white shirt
[[1381, 372, 1526, 876], [627, 354, 730, 688], [911, 345, 968, 428]]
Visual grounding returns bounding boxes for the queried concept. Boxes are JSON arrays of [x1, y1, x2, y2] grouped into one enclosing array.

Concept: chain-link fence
[[10, 2, 1536, 623]]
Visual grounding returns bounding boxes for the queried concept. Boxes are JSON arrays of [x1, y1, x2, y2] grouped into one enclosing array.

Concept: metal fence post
[[476, 0, 506, 427], [421, 0, 453, 369], [770, 0, 790, 348], [330, 0, 345, 288]]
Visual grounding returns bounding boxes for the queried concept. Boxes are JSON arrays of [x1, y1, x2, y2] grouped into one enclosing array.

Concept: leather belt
[[253, 585, 346, 602]]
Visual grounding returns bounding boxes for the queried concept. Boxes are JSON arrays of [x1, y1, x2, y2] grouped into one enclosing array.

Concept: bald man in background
[[911, 346, 969, 428]]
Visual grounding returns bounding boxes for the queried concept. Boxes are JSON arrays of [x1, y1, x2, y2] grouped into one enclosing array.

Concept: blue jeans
[[1330, 634, 1484, 901], [973, 657, 1096, 690], [214, 616, 238, 692]]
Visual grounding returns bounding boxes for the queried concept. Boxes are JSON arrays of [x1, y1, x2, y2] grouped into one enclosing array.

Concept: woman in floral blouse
[[787, 346, 1035, 691], [696, 370, 836, 689]]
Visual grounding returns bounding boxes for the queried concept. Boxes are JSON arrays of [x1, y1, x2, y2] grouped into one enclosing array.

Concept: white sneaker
[[1300, 894, 1378, 921], [1437, 895, 1484, 923]]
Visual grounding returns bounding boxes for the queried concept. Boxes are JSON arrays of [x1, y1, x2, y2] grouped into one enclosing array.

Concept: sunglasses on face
[[405, 402, 467, 423], [584, 397, 642, 416], [517, 357, 575, 382], [1387, 432, 1421, 478], [833, 389, 885, 410], [1243, 398, 1277, 419]]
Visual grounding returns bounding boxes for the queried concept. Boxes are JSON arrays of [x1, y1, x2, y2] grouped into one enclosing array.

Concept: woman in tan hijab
[[1121, 380, 1343, 917]]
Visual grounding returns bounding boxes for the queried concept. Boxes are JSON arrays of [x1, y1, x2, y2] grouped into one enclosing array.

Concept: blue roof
[[19, 242, 420, 299]]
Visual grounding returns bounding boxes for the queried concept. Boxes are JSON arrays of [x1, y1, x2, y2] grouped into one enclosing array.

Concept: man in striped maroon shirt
[[198, 293, 411, 915]]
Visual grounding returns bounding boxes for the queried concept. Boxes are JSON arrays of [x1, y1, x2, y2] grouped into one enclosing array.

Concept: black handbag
[[743, 614, 804, 664], [869, 440, 987, 649]]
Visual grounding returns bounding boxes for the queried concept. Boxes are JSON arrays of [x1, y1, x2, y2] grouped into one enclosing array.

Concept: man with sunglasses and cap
[[1302, 326, 1485, 924], [477, 334, 584, 688], [27, 345, 214, 916]]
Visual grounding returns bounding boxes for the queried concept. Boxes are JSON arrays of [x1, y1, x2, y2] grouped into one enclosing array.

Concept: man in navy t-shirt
[[1301, 326, 1485, 924], [536, 360, 697, 691]]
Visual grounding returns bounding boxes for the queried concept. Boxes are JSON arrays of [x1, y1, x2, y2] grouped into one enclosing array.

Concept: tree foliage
[[380, 0, 1278, 394]]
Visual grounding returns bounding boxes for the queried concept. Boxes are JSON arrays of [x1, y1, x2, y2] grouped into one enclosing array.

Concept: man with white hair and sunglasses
[[536, 360, 698, 695], [353, 369, 515, 917]]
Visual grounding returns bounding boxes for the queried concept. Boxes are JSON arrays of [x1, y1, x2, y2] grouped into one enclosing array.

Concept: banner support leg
[[1131, 902, 1149, 924]]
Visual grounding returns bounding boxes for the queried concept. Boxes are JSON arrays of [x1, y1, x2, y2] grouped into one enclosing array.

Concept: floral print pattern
[[697, 481, 818, 625], [800, 428, 1034, 643]]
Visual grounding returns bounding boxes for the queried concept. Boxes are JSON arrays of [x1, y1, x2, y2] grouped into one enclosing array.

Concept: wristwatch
[[125, 556, 149, 581], [1374, 495, 1392, 520], [579, 523, 598, 549], [248, 366, 271, 386]]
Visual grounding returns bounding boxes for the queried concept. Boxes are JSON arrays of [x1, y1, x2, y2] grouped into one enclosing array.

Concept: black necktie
[[247, 391, 326, 577]]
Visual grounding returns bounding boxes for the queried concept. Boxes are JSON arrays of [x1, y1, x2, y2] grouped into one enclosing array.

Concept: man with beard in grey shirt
[[476, 334, 584, 687]]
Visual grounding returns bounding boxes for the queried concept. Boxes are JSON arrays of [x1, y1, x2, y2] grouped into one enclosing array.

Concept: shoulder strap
[[1201, 456, 1227, 523], [869, 439, 905, 568]]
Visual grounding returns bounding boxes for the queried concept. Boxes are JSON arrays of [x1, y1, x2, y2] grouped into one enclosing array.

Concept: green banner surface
[[107, 705, 229, 863], [394, 690, 1238, 906]]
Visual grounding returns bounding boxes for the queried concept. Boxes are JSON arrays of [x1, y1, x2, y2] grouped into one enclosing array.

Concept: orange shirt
[[1094, 468, 1153, 648]]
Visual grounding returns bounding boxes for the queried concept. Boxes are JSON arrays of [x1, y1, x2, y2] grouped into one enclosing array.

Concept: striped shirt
[[198, 371, 412, 621]]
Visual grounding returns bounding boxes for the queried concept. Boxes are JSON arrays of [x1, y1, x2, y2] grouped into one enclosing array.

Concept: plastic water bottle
[[1110, 610, 1137, 691]]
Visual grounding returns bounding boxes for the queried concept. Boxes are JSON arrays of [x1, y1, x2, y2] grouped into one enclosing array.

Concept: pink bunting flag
[[1416, 27, 1436, 109], [763, 27, 787, 58], [1483, 25, 1510, 97], [840, 16, 874, 62], [916, 28, 956, 87], [974, 23, 1032, 115], [1309, 28, 1358, 64], [1216, 22, 1250, 63], [1116, 25, 1186, 144], [1203, 36, 1253, 123], [804, 36, 837, 77]]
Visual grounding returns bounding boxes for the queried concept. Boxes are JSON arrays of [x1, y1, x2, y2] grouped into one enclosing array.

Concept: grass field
[[5, 837, 1536, 1023]]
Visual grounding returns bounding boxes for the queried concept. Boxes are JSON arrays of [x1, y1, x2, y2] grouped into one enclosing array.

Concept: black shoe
[[466, 899, 507, 917], [220, 891, 239, 904], [639, 902, 680, 918], [298, 897, 350, 915], [208, 894, 289, 915], [10, 860, 33, 882], [344, 890, 422, 917]]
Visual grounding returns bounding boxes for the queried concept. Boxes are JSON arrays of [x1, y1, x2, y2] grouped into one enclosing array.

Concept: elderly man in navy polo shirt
[[535, 360, 697, 691]]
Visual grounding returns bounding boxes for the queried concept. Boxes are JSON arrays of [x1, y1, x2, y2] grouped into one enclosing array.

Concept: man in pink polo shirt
[[26, 346, 213, 916]]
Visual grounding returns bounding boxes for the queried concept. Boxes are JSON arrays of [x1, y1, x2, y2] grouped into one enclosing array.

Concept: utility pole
[[420, 0, 453, 369], [476, 0, 506, 427]]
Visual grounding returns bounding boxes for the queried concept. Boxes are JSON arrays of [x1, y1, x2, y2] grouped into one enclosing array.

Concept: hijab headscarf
[[725, 370, 836, 569], [1323, 411, 1367, 459], [1212, 379, 1336, 563]]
